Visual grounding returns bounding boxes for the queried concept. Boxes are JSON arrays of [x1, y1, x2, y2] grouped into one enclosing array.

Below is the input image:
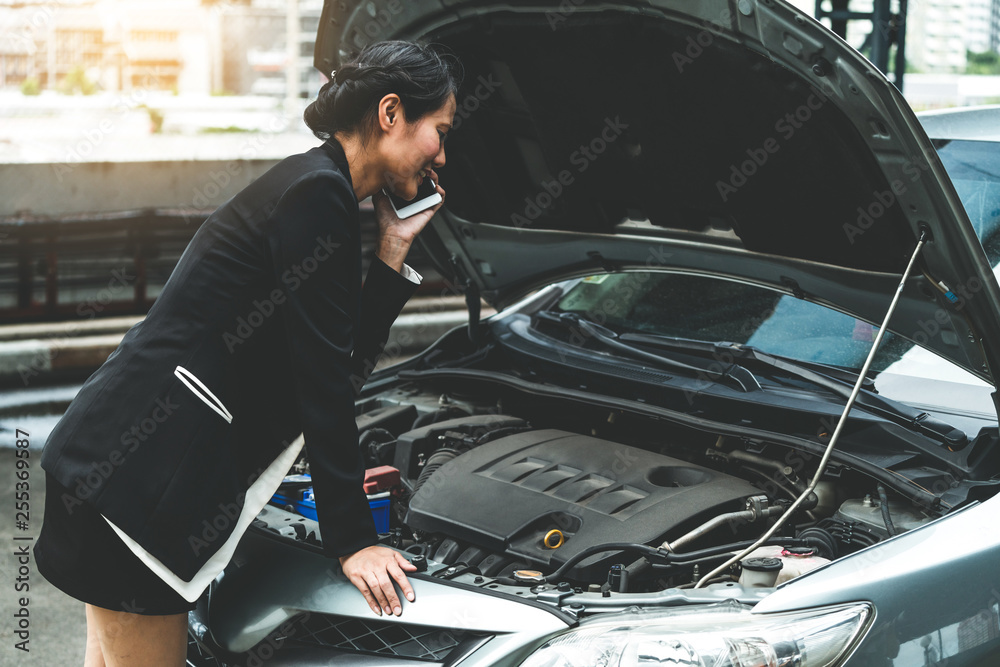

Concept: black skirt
[[34, 471, 199, 616]]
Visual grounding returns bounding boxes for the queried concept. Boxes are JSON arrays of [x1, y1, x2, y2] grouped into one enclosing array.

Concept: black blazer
[[39, 138, 419, 581]]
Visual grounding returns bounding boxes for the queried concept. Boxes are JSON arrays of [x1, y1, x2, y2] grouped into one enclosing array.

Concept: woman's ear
[[378, 93, 402, 132]]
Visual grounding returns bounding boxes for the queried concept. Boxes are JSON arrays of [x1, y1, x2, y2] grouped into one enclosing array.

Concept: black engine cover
[[406, 428, 761, 579]]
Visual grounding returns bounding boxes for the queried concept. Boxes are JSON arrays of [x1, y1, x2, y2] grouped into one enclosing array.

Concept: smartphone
[[383, 176, 442, 218]]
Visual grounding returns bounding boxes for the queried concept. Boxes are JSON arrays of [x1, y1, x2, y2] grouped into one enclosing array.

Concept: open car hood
[[315, 0, 1000, 390]]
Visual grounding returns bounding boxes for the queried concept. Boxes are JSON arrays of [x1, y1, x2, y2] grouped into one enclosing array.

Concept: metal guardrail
[[0, 204, 446, 324]]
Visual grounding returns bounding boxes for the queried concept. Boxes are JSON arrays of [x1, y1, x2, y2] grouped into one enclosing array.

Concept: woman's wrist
[[375, 234, 412, 273]]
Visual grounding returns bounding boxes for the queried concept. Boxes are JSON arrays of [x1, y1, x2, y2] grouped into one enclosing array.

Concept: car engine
[[400, 416, 761, 580], [269, 381, 935, 592]]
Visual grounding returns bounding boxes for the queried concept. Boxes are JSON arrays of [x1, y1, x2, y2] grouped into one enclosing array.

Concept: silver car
[[187, 1, 1000, 665]]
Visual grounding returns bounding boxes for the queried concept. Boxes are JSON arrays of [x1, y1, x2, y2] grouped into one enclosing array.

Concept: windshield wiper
[[533, 311, 761, 393], [619, 332, 968, 450], [620, 332, 872, 394]]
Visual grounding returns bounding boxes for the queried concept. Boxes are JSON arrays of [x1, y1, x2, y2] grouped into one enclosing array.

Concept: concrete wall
[[0, 158, 280, 217]]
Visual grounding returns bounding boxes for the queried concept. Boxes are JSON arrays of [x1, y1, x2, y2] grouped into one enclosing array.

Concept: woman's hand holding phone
[[371, 169, 445, 272], [374, 168, 445, 240]]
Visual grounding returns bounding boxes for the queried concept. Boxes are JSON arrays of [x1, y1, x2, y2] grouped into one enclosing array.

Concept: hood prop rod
[[448, 253, 482, 345], [694, 231, 928, 588], [465, 280, 481, 345]]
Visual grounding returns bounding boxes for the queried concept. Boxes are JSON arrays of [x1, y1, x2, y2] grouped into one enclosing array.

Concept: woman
[[33, 39, 463, 665]]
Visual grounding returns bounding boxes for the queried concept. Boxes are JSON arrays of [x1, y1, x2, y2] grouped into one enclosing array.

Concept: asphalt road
[[0, 445, 88, 666]]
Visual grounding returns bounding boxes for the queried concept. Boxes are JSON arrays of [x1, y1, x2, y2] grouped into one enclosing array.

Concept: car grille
[[291, 613, 484, 661]]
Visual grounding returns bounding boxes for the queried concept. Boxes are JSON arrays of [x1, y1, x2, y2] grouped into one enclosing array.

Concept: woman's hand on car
[[339, 545, 417, 617]]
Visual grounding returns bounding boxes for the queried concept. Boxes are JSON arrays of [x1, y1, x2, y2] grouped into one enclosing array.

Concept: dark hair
[[304, 40, 463, 146]]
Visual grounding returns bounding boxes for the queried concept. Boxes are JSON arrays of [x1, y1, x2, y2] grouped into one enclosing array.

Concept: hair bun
[[332, 67, 351, 85], [334, 64, 389, 86], [304, 40, 462, 143]]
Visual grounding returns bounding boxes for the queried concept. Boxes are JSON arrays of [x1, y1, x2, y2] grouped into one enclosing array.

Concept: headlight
[[520, 600, 870, 667]]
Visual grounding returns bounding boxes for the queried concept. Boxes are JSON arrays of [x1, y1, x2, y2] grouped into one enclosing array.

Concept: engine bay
[[265, 372, 950, 593], [404, 420, 761, 581]]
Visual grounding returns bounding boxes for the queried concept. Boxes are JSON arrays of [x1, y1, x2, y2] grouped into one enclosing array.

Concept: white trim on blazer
[[173, 365, 233, 424], [102, 433, 306, 602]]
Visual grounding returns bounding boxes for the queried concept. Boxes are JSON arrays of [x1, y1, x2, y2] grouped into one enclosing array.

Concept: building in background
[[907, 0, 969, 72], [967, 0, 998, 52], [218, 4, 285, 95], [0, 30, 34, 88], [0, 0, 209, 93], [4, 0, 997, 91], [0, 0, 324, 96], [788, 0, 1000, 73], [212, 0, 324, 97], [891, 0, 1000, 72]]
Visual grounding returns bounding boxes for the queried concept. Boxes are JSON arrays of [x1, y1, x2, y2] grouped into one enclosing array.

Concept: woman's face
[[382, 93, 457, 200]]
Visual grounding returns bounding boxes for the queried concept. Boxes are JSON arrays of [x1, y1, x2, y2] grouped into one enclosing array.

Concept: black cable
[[877, 484, 897, 537], [539, 536, 832, 585], [543, 543, 662, 584], [654, 537, 829, 564]]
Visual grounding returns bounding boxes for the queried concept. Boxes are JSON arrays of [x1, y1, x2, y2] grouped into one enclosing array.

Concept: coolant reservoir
[[739, 557, 782, 588], [739, 545, 831, 586]]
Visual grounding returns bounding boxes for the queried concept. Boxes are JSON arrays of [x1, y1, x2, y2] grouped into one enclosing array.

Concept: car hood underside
[[315, 0, 1000, 390]]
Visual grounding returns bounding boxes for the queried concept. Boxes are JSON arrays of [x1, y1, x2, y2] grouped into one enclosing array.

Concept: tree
[[966, 50, 1000, 75], [59, 66, 97, 95], [20, 77, 40, 95]]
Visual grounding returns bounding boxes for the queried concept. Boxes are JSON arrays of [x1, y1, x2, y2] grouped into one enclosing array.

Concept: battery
[[269, 471, 396, 533]]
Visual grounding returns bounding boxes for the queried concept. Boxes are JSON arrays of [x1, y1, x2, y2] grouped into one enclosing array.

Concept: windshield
[[933, 139, 1000, 270], [553, 272, 912, 373], [540, 138, 1000, 426], [550, 271, 995, 429]]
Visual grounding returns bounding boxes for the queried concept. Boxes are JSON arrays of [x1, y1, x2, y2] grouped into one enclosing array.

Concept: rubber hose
[[794, 527, 839, 559], [542, 537, 831, 585], [360, 427, 394, 446], [412, 407, 469, 429], [876, 484, 897, 537], [412, 448, 461, 495]]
